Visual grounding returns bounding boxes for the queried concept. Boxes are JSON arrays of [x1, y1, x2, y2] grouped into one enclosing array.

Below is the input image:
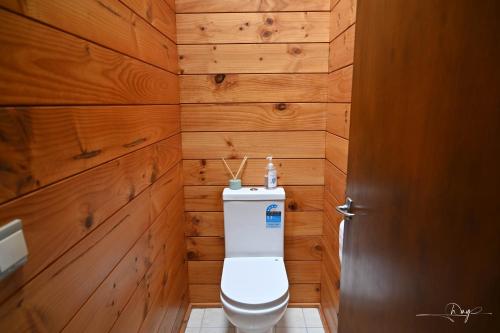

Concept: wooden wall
[[176, 0, 330, 304], [0, 1, 187, 332], [321, 0, 357, 332]]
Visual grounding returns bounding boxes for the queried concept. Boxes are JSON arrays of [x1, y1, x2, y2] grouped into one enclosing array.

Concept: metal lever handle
[[336, 197, 355, 219]]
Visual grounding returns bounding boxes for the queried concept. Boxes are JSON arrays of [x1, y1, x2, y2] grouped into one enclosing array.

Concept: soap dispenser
[[264, 156, 277, 189]]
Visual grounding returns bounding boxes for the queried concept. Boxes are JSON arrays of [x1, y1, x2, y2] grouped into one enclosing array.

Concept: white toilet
[[221, 187, 289, 333]]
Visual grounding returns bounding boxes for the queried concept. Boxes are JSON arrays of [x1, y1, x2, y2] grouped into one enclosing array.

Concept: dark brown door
[[339, 0, 500, 332]]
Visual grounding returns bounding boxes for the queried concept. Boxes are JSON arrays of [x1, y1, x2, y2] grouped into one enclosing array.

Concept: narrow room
[[0, 1, 498, 333]]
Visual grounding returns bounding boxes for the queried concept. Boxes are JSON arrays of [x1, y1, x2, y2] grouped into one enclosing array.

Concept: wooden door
[[338, 0, 500, 332]]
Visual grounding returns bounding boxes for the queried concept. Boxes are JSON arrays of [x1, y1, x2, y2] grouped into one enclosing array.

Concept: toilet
[[221, 187, 289, 333]]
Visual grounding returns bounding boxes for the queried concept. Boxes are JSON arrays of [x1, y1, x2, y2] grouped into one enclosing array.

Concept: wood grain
[[181, 103, 326, 131], [183, 159, 324, 185], [327, 66, 353, 102], [186, 236, 322, 260], [0, 105, 180, 202], [189, 284, 320, 303], [184, 186, 324, 212], [182, 131, 325, 159], [0, 187, 152, 332], [120, 0, 177, 42], [326, 133, 349, 173], [0, 9, 179, 105], [0, 0, 178, 72], [0, 138, 181, 304], [188, 260, 321, 284], [326, 103, 350, 138], [177, 12, 329, 44], [180, 74, 327, 103], [175, 0, 330, 13], [329, 24, 355, 72], [185, 211, 323, 237], [179, 43, 328, 74], [63, 190, 183, 333], [330, 0, 357, 41], [110, 203, 185, 333], [325, 160, 346, 203]]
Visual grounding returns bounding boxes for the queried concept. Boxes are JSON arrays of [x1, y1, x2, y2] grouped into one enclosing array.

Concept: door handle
[[336, 197, 355, 219]]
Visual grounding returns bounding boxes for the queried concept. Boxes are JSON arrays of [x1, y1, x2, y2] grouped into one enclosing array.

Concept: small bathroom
[[0, 1, 498, 333]]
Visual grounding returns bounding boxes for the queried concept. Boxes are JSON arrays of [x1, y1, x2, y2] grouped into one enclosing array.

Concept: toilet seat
[[221, 257, 289, 310]]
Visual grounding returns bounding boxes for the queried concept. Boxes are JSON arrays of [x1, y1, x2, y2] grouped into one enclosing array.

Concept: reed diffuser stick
[[234, 156, 248, 180], [222, 158, 236, 179]]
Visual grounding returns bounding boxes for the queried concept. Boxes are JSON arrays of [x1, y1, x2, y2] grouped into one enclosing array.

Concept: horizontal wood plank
[[179, 43, 328, 74], [186, 236, 322, 260], [181, 103, 326, 131], [329, 24, 355, 72], [63, 190, 183, 333], [183, 159, 324, 185], [182, 131, 325, 159], [0, 138, 181, 304], [0, 105, 180, 202], [180, 74, 327, 103], [0, 186, 152, 332], [0, 9, 179, 105], [110, 207, 186, 333], [189, 284, 320, 303], [176, 0, 330, 13], [326, 133, 349, 173], [177, 12, 329, 44], [326, 103, 350, 138], [184, 186, 324, 212], [120, 0, 177, 42], [327, 65, 353, 102], [330, 0, 357, 41], [185, 211, 323, 237], [289, 284, 321, 302], [324, 160, 346, 203], [0, 0, 178, 72], [188, 260, 321, 284]]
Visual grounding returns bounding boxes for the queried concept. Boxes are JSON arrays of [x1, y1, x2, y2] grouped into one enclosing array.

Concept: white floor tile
[[185, 328, 201, 333], [302, 308, 323, 328], [202, 308, 230, 328], [277, 308, 306, 327], [306, 328, 325, 333], [187, 309, 205, 327], [276, 328, 308, 333], [200, 327, 235, 333]]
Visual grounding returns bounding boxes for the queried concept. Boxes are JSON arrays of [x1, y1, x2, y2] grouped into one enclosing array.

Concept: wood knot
[[199, 26, 205, 31], [179, 55, 184, 60], [261, 30, 272, 38], [287, 201, 298, 211], [314, 244, 323, 252], [187, 251, 198, 260], [275, 103, 287, 111], [291, 47, 302, 55], [214, 73, 226, 84], [84, 213, 94, 229], [265, 17, 274, 25]]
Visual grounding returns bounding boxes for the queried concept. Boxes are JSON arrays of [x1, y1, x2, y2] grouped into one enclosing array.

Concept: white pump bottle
[[265, 156, 277, 189]]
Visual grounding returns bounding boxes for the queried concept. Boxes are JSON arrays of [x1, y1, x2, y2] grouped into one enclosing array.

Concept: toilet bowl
[[221, 257, 289, 333]]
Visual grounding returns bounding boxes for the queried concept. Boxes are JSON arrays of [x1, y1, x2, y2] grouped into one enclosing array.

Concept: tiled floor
[[185, 307, 324, 333]]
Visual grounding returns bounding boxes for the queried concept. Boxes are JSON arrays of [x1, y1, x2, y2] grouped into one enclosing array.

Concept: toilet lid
[[221, 257, 289, 307]]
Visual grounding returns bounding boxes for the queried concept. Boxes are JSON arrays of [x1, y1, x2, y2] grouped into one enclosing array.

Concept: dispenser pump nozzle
[[266, 156, 274, 169]]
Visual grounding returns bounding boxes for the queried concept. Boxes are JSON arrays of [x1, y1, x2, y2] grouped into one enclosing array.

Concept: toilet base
[[236, 327, 274, 333]]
